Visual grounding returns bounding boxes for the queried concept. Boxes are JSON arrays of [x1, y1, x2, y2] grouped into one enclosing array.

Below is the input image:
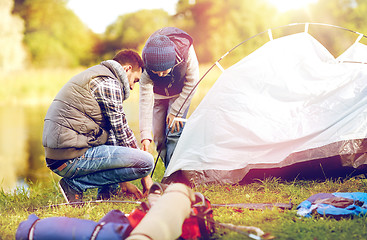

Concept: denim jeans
[[52, 145, 154, 193], [153, 98, 189, 168]]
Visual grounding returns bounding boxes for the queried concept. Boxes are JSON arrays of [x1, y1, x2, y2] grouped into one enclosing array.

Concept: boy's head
[[143, 35, 176, 72]]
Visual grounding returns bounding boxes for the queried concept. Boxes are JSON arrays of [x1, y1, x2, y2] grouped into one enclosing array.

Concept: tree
[[174, 0, 367, 63], [0, 0, 26, 71], [174, 0, 278, 64], [346, 0, 367, 39], [101, 9, 172, 60], [13, 0, 97, 67], [280, 0, 367, 57]]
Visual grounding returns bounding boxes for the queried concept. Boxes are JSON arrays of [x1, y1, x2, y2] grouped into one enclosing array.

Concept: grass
[[0, 68, 83, 106], [2, 175, 367, 239]]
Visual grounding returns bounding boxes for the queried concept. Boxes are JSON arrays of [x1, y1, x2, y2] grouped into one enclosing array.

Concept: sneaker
[[58, 179, 83, 203]]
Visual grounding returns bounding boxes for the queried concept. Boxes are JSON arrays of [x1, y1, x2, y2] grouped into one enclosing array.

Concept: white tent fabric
[[163, 32, 367, 185]]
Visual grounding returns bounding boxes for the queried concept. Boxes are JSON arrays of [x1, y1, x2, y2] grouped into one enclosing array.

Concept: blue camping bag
[[16, 209, 132, 240], [297, 192, 367, 218]]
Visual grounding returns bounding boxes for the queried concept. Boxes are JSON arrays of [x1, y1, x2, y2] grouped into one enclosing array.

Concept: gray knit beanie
[[143, 35, 176, 71]]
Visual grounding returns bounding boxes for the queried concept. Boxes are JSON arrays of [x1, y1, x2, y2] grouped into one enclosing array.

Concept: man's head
[[113, 49, 144, 90], [143, 35, 176, 77]]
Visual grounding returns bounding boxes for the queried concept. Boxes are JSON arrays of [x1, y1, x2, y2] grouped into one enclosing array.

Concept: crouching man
[[42, 49, 154, 203]]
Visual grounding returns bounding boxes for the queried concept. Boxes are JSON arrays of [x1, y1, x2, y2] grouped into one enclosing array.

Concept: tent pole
[[215, 61, 225, 72], [268, 29, 273, 41], [304, 22, 309, 33]]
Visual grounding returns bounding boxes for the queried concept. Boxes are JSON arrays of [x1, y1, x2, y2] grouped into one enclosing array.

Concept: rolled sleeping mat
[[126, 183, 195, 240]]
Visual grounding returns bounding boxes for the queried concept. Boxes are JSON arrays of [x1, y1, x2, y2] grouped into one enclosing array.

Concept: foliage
[[1, 177, 367, 239], [278, 0, 367, 57], [0, 68, 80, 104], [174, 0, 367, 63], [7, 0, 367, 69], [174, 0, 279, 64], [100, 9, 172, 60], [12, 0, 97, 67], [0, 0, 26, 71]]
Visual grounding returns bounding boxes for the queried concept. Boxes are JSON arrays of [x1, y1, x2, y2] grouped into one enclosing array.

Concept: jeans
[[52, 145, 154, 193], [153, 98, 189, 168]]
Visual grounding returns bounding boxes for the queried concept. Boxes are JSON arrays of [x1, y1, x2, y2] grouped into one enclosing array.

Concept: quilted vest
[[42, 64, 116, 160]]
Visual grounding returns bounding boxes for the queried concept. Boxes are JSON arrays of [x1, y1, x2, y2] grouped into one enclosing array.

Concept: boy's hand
[[141, 139, 151, 152], [167, 114, 184, 133]]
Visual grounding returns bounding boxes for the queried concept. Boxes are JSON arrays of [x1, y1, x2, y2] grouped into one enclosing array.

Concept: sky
[[267, 0, 318, 12], [67, 0, 318, 34], [67, 0, 179, 33]]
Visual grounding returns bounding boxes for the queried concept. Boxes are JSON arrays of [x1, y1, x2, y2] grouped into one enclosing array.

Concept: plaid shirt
[[90, 76, 138, 149]]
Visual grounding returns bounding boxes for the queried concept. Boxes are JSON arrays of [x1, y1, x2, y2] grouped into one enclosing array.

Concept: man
[[42, 50, 154, 203], [139, 27, 200, 168]]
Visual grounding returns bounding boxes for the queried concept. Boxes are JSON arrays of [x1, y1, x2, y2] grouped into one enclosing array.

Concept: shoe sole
[[58, 181, 70, 203]]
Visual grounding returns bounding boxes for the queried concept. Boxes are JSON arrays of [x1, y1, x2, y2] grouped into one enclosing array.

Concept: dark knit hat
[[143, 35, 176, 71]]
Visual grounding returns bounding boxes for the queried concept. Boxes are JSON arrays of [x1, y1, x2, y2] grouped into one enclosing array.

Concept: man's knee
[[144, 151, 154, 171], [137, 150, 154, 173]]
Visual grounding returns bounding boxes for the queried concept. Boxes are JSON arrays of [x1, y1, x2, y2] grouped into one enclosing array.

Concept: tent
[[162, 23, 367, 185]]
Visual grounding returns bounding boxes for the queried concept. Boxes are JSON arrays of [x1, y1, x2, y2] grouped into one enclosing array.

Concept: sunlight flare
[[267, 0, 318, 12]]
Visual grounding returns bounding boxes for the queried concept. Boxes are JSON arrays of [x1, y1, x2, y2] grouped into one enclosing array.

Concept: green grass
[[2, 175, 367, 239], [0, 68, 82, 105]]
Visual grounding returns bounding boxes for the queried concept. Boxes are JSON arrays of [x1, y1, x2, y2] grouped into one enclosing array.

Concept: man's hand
[[141, 139, 151, 152], [141, 175, 154, 197], [119, 182, 143, 199], [166, 113, 184, 133]]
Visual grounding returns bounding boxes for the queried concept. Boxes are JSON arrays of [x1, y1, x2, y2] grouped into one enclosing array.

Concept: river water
[[0, 104, 47, 192]]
